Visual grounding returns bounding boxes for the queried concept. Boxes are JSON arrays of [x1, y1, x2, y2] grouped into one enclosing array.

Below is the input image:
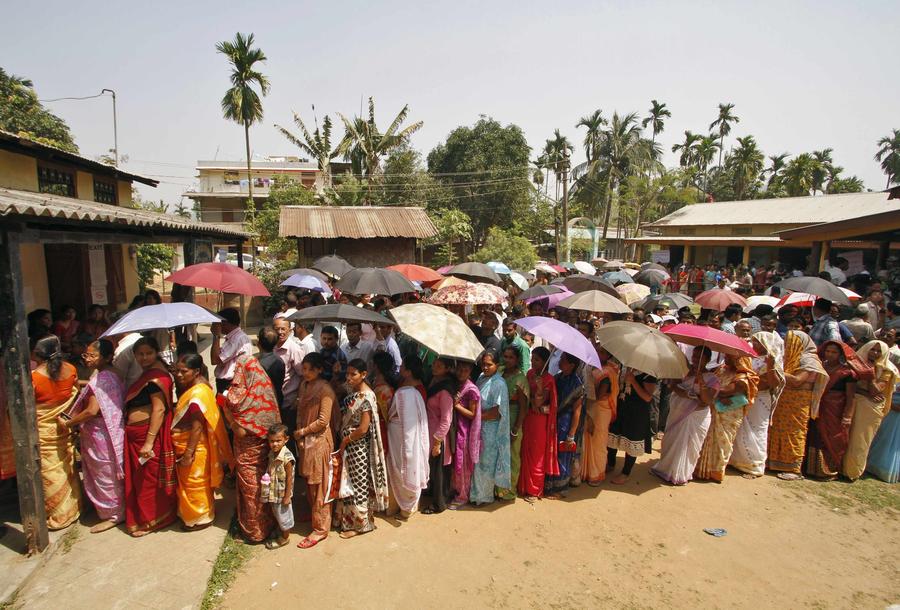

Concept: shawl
[[455, 379, 483, 469], [126, 368, 174, 407], [343, 389, 389, 512], [71, 368, 126, 480], [718, 357, 760, 409], [784, 330, 828, 419], [825, 341, 874, 383], [388, 386, 430, 491], [226, 354, 280, 438], [174, 382, 235, 487], [856, 340, 900, 402], [751, 331, 786, 406]]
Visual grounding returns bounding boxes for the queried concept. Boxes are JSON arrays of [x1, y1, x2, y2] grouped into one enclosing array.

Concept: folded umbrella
[[312, 255, 354, 279], [517, 284, 567, 301], [558, 290, 632, 314], [774, 276, 851, 306], [447, 262, 502, 285], [281, 274, 332, 293], [594, 321, 689, 378], [287, 304, 395, 326], [164, 262, 270, 297], [389, 303, 484, 362], [102, 303, 222, 338], [335, 267, 417, 296], [386, 264, 443, 284], [279, 267, 329, 282], [515, 316, 602, 368], [563, 274, 619, 297], [662, 324, 758, 358], [694, 289, 748, 311]]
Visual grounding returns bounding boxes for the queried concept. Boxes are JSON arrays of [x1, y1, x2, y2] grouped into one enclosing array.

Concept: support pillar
[[820, 241, 831, 273], [807, 241, 822, 276], [876, 240, 890, 274], [0, 228, 49, 554], [683, 244, 692, 266], [742, 245, 751, 266]]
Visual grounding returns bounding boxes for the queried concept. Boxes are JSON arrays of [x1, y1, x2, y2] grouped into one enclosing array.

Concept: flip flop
[[266, 537, 289, 550], [776, 472, 803, 481], [297, 536, 323, 549]]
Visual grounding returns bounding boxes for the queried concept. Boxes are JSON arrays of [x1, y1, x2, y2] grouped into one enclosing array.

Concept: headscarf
[[225, 354, 281, 438], [856, 340, 899, 396], [784, 330, 828, 418], [751, 331, 786, 405]]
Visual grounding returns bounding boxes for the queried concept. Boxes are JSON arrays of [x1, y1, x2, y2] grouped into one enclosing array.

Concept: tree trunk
[[244, 122, 254, 221], [718, 134, 724, 168], [601, 176, 614, 240]]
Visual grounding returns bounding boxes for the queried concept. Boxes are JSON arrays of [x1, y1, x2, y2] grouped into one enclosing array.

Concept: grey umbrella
[[562, 274, 620, 297], [279, 267, 329, 282], [312, 255, 354, 279], [634, 268, 671, 287], [335, 268, 417, 296], [775, 276, 851, 306], [517, 284, 567, 301], [287, 304, 395, 326], [636, 293, 694, 312], [447, 262, 502, 285]]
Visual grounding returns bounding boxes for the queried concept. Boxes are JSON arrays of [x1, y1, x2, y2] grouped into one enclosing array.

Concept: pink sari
[[452, 379, 482, 504]]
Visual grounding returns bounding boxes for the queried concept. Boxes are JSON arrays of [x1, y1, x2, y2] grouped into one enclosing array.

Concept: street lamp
[[101, 89, 118, 167]]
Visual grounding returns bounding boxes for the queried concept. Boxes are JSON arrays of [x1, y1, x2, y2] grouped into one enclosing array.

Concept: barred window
[[38, 165, 76, 197], [93, 179, 118, 204]]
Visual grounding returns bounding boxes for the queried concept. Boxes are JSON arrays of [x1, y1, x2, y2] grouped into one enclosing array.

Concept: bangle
[[147, 431, 157, 437], [566, 436, 575, 442]]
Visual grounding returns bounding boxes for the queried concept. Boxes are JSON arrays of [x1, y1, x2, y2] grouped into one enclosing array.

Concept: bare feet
[[339, 530, 361, 539], [90, 520, 118, 534], [130, 529, 150, 538], [610, 473, 629, 485]]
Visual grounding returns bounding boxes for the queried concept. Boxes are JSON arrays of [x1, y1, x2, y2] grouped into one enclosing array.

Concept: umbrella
[[775, 276, 851, 306], [431, 276, 470, 290], [335, 267, 417, 296], [280, 267, 329, 282], [101, 303, 222, 338], [515, 316, 602, 368], [694, 289, 748, 311], [638, 293, 694, 312], [558, 290, 632, 314], [744, 295, 780, 313], [662, 324, 758, 358], [623, 262, 642, 270], [603, 260, 625, 270], [447, 262, 502, 285], [561, 262, 577, 272], [550, 264, 568, 274], [616, 283, 651, 305], [591, 257, 609, 265], [517, 284, 567, 301], [164, 262, 270, 297], [436, 265, 453, 274], [641, 262, 668, 272], [389, 303, 483, 362], [550, 277, 567, 285], [427, 282, 505, 305], [841, 287, 862, 300], [623, 268, 639, 277], [312, 255, 353, 279], [535, 263, 560, 276], [287, 304, 394, 327], [507, 271, 529, 291], [486, 261, 512, 275], [281, 274, 332, 293], [594, 321, 689, 378], [603, 271, 635, 285], [634, 268, 670, 287], [516, 269, 536, 282], [386, 264, 443, 284], [573, 261, 596, 275], [523, 288, 574, 310], [476, 283, 509, 304], [562, 274, 619, 297]]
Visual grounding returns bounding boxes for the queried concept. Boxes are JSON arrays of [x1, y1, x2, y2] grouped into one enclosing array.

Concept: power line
[[40, 92, 107, 103]]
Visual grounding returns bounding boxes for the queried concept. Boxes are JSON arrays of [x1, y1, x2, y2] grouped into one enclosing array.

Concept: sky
[[4, 0, 899, 205]]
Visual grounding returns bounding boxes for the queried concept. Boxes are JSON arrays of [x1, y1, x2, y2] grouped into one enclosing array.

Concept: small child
[[263, 424, 295, 549]]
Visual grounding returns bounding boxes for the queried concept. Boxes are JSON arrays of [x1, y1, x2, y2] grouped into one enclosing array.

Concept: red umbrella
[[386, 264, 443, 285], [662, 324, 757, 357], [694, 289, 747, 311], [164, 262, 270, 297]]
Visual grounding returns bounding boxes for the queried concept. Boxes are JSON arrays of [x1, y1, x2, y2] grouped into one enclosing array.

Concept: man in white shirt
[[273, 318, 307, 410], [341, 322, 375, 371], [825, 258, 848, 286], [211, 307, 252, 394], [294, 322, 318, 355], [373, 322, 402, 375], [112, 332, 144, 388]]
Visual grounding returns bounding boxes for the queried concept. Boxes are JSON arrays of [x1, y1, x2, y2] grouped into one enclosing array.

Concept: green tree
[[728, 135, 765, 200], [672, 130, 701, 168], [709, 102, 739, 168], [576, 109, 606, 164], [427, 207, 473, 266], [471, 226, 537, 271], [641, 100, 671, 150], [326, 172, 368, 206], [173, 199, 192, 218], [250, 177, 316, 261], [216, 32, 270, 222], [695, 134, 720, 192], [765, 152, 790, 196], [875, 129, 900, 188], [782, 153, 818, 196], [595, 112, 646, 239], [275, 107, 338, 188], [0, 68, 78, 152]]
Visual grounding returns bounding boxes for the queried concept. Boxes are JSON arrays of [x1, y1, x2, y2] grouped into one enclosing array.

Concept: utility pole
[[561, 150, 570, 263], [101, 89, 118, 166]]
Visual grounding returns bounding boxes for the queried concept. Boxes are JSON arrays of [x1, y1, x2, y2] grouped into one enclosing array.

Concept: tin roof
[[279, 205, 437, 239], [0, 187, 247, 239]]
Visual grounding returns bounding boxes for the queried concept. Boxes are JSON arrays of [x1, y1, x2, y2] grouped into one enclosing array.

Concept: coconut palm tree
[[709, 103, 739, 168], [672, 131, 701, 168], [811, 148, 834, 195], [695, 134, 721, 193], [216, 32, 270, 220], [783, 153, 818, 197], [728, 135, 764, 200], [641, 99, 671, 148], [765, 153, 790, 194], [337, 97, 423, 203], [875, 129, 900, 188], [276, 107, 339, 189], [576, 110, 606, 164], [595, 112, 644, 239]]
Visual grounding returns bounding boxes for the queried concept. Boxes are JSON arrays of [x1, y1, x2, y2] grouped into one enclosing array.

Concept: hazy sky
[[4, 1, 898, 204]]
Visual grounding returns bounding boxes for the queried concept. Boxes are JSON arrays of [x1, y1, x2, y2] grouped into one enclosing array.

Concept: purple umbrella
[[515, 316, 602, 368], [281, 273, 332, 294], [522, 288, 573, 310]]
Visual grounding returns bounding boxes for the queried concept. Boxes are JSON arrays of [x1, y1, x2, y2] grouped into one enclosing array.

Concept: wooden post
[[876, 240, 890, 274], [806, 241, 822, 276], [0, 228, 49, 554]]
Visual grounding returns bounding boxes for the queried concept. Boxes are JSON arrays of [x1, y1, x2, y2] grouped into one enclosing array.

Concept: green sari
[[501, 367, 530, 499]]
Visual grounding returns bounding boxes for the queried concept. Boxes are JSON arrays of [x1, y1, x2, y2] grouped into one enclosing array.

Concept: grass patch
[[60, 527, 81, 554], [795, 476, 900, 514], [200, 518, 255, 610]]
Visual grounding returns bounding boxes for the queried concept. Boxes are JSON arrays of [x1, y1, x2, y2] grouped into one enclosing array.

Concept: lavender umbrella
[[101, 303, 222, 337], [281, 274, 332, 294], [522, 288, 574, 310], [514, 316, 602, 368]]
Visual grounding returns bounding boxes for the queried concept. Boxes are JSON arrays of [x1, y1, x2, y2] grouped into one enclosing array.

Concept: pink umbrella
[[164, 262, 270, 297], [662, 324, 758, 357], [427, 282, 505, 305], [436, 265, 453, 274], [694, 289, 747, 311]]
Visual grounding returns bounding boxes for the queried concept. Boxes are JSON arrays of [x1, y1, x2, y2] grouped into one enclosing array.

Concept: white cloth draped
[[386, 386, 431, 512]]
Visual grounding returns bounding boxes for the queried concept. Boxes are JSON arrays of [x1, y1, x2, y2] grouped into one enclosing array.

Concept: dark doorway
[[726, 247, 743, 266], [44, 244, 90, 317]]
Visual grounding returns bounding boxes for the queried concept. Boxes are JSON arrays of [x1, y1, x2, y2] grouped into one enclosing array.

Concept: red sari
[[518, 371, 559, 497], [124, 368, 177, 534]]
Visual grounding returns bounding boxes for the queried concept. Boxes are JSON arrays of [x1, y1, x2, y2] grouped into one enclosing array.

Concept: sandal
[[297, 536, 324, 549], [266, 536, 289, 550], [776, 472, 803, 481]]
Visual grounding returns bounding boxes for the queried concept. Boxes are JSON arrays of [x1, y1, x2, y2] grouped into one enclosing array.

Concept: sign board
[[651, 249, 670, 264], [91, 286, 108, 306]]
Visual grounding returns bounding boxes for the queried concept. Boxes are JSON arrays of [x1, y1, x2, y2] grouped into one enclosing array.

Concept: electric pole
[[101, 89, 118, 166]]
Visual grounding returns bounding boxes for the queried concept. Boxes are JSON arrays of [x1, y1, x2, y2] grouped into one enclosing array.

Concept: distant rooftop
[[196, 159, 318, 171]]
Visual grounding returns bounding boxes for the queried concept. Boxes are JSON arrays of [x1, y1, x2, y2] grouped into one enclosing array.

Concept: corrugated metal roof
[[279, 206, 437, 239], [0, 187, 248, 239], [645, 191, 897, 227]]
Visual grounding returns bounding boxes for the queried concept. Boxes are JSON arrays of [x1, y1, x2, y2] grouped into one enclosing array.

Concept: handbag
[[558, 440, 577, 453], [338, 449, 355, 499]]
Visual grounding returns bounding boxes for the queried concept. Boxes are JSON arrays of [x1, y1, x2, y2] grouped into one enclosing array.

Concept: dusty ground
[[223, 446, 900, 610]]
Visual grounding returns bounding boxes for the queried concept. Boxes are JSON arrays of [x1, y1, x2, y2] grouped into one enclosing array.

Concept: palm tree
[[811, 148, 834, 195], [276, 107, 339, 189], [783, 153, 818, 196], [709, 103, 739, 168], [765, 153, 790, 193], [728, 135, 764, 200], [672, 131, 701, 168], [641, 100, 671, 148], [595, 112, 644, 239], [337, 97, 423, 202], [875, 129, 900, 188], [695, 134, 721, 193], [216, 32, 270, 220], [576, 110, 606, 164]]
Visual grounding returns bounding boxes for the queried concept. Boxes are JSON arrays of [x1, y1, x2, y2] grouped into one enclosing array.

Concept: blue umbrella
[[281, 273, 332, 293], [514, 316, 602, 368], [487, 261, 512, 275], [101, 303, 222, 337], [603, 271, 635, 285]]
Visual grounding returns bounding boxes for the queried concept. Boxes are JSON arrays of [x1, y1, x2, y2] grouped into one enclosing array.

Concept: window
[[93, 179, 118, 204], [678, 227, 696, 235], [38, 165, 76, 197]]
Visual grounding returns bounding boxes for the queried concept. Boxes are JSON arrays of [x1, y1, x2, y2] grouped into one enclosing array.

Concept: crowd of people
[[10, 258, 900, 551]]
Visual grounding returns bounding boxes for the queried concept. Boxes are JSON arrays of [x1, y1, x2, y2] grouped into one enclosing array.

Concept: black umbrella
[[447, 262, 502, 285], [279, 267, 329, 282], [287, 304, 396, 326], [636, 293, 694, 312], [562, 274, 619, 297], [634, 268, 671, 287], [641, 262, 668, 272], [775, 276, 851, 306], [334, 268, 417, 296], [517, 284, 567, 301], [312, 255, 354, 279]]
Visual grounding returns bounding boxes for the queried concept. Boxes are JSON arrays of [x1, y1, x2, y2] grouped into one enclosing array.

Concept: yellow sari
[[172, 383, 234, 527]]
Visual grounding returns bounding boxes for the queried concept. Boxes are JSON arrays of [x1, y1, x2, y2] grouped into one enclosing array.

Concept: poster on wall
[[91, 286, 108, 306], [651, 249, 671, 264], [194, 240, 213, 264]]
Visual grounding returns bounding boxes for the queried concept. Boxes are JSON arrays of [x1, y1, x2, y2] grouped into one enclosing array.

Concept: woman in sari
[[546, 353, 584, 494], [293, 352, 335, 548], [60, 339, 125, 533], [652, 347, 718, 485], [223, 354, 281, 543], [451, 361, 481, 508], [729, 332, 786, 477], [423, 358, 457, 514], [336, 359, 389, 537], [582, 347, 618, 486], [607, 367, 658, 485], [500, 346, 529, 500], [372, 352, 397, 459], [804, 341, 864, 480], [124, 337, 177, 536], [518, 347, 559, 501], [386, 355, 430, 519], [844, 340, 899, 480], [695, 354, 759, 483], [172, 353, 234, 529], [866, 381, 900, 482], [768, 330, 828, 480], [472, 350, 511, 505], [31, 335, 81, 530]]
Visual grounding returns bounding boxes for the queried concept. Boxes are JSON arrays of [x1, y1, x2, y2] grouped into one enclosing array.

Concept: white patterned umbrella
[[388, 303, 484, 362]]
